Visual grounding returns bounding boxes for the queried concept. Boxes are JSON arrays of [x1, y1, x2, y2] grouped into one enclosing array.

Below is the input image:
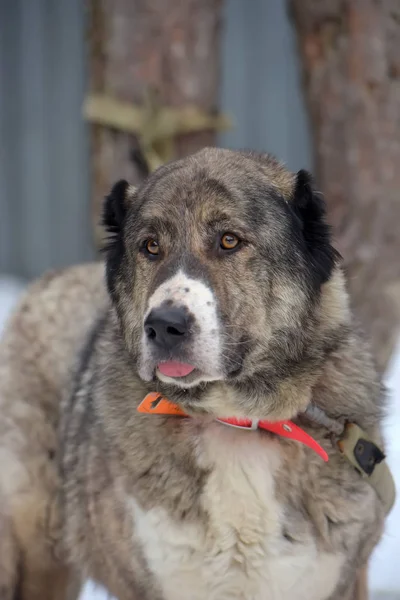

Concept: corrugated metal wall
[[0, 0, 311, 280], [0, 0, 93, 280], [219, 0, 312, 173]]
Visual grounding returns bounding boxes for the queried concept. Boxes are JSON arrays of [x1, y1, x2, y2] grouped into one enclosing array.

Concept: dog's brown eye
[[145, 239, 160, 256], [220, 233, 240, 251]]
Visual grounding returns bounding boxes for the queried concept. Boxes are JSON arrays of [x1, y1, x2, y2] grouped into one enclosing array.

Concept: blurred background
[[0, 1, 399, 598]]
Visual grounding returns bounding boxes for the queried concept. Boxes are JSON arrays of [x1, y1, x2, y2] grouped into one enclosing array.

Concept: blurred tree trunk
[[88, 0, 223, 247], [291, 0, 400, 373]]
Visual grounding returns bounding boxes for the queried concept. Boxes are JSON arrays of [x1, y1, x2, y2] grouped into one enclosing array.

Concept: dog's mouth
[[156, 361, 203, 388], [157, 361, 195, 378], [155, 360, 221, 388]]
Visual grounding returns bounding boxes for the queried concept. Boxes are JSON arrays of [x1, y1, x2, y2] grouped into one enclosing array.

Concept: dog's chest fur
[[131, 424, 344, 600]]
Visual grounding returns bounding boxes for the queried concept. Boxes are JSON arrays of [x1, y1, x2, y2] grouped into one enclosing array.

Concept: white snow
[[369, 341, 400, 595], [0, 275, 398, 599], [0, 276, 25, 335], [78, 580, 110, 600]]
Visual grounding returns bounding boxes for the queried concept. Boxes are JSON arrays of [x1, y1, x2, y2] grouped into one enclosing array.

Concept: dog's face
[[104, 148, 344, 417]]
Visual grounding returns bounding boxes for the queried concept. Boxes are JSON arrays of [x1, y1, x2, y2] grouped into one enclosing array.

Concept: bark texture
[[88, 0, 223, 246], [291, 0, 400, 372]]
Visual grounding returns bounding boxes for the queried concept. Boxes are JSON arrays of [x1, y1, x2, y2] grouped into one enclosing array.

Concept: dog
[[0, 147, 393, 600]]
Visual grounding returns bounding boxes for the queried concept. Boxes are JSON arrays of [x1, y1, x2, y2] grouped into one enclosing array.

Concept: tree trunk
[[290, 0, 400, 373], [88, 0, 223, 247]]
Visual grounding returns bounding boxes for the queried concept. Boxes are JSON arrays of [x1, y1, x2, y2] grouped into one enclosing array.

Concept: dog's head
[[103, 148, 349, 420]]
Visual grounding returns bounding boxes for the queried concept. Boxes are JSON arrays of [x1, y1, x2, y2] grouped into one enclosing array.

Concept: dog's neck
[[154, 371, 318, 424], [137, 391, 329, 461]]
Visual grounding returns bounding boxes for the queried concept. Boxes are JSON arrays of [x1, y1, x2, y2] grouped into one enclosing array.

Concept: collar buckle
[[216, 417, 260, 431]]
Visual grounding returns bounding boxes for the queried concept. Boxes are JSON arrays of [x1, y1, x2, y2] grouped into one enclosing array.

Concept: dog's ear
[[292, 169, 339, 285], [102, 180, 136, 297], [103, 179, 134, 237]]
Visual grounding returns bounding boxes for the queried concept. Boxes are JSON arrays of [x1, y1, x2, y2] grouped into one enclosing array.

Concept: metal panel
[[219, 0, 313, 173], [0, 0, 312, 279], [0, 0, 21, 275], [0, 0, 93, 279]]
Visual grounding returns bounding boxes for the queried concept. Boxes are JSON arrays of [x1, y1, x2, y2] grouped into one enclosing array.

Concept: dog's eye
[[144, 239, 160, 256], [220, 233, 240, 251]]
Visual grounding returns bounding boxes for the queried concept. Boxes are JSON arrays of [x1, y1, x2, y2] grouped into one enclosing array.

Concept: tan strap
[[338, 423, 396, 515], [354, 564, 369, 600]]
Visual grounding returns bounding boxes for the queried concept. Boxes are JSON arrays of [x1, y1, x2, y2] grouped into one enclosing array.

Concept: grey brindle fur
[[0, 148, 386, 600]]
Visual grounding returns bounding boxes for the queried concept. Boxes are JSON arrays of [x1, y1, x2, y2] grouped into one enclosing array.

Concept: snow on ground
[[369, 341, 400, 595], [0, 275, 399, 599], [0, 276, 25, 335], [78, 580, 110, 600]]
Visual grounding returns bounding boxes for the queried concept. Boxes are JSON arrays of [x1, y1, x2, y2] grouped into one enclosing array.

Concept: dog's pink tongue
[[158, 361, 195, 378]]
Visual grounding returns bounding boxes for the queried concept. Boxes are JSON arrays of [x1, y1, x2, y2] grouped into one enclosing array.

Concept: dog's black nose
[[144, 306, 190, 350]]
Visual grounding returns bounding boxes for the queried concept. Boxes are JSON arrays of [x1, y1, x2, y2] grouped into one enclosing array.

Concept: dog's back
[[0, 262, 106, 600]]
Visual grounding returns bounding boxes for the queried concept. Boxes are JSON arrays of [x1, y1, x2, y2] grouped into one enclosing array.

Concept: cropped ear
[[102, 180, 136, 297], [103, 179, 131, 236], [292, 169, 339, 285]]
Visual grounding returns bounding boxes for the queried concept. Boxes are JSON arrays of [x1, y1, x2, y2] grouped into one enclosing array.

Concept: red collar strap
[[138, 392, 328, 462]]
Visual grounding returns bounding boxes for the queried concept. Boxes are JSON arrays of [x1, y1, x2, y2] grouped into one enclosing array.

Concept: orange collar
[[138, 392, 328, 461]]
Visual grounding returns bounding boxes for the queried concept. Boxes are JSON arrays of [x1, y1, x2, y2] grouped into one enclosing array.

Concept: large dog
[[0, 148, 394, 600]]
